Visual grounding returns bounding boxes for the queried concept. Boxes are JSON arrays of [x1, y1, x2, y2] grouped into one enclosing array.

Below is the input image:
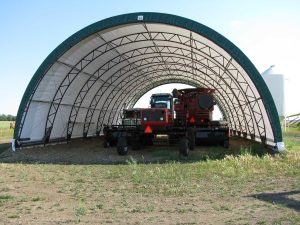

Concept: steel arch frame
[[45, 31, 236, 140], [105, 75, 234, 134], [65, 46, 264, 141], [97, 68, 253, 139], [32, 32, 261, 142], [80, 55, 243, 137], [78, 50, 265, 141]]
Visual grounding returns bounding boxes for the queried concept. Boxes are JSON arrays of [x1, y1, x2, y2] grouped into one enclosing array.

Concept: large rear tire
[[179, 137, 189, 156], [117, 137, 128, 155]]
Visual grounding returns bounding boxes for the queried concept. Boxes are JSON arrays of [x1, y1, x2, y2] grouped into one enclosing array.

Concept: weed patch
[[74, 206, 86, 223], [0, 194, 14, 202]]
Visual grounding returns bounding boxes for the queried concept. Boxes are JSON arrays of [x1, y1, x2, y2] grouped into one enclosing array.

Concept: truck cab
[[149, 93, 174, 125], [150, 93, 173, 110]]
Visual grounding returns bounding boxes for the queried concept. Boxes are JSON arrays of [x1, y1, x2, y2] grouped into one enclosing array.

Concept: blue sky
[[0, 0, 299, 115]]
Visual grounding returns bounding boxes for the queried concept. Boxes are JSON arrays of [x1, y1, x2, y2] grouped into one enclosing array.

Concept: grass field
[[0, 121, 14, 143], [0, 128, 299, 224]]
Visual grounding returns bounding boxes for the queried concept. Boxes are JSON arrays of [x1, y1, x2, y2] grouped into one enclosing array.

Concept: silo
[[261, 65, 285, 117]]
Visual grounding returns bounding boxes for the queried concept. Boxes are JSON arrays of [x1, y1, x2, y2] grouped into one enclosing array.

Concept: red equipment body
[[122, 108, 173, 133], [173, 88, 215, 127]]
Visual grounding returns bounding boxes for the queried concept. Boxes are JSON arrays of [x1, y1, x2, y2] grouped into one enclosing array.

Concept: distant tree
[[0, 114, 16, 121]]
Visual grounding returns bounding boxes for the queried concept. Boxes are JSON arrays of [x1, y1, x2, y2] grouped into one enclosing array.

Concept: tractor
[[103, 88, 229, 156]]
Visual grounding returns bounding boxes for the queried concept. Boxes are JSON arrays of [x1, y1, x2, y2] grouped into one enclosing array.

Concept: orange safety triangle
[[190, 117, 196, 123], [144, 125, 153, 133]]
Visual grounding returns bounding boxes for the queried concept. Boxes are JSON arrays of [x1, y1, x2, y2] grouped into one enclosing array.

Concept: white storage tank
[[261, 65, 285, 117]]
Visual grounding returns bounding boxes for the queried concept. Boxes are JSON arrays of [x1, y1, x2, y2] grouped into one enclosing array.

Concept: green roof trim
[[14, 12, 282, 143]]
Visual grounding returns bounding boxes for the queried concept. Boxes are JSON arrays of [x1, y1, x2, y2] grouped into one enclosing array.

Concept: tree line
[[0, 114, 16, 121]]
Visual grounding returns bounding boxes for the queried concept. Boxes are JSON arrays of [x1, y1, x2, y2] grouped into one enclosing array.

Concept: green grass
[[123, 136, 270, 164], [0, 121, 11, 129], [0, 195, 14, 200], [31, 196, 45, 202], [7, 214, 19, 219], [0, 121, 14, 142], [123, 153, 299, 191], [104, 131, 300, 199], [283, 128, 300, 158], [0, 128, 299, 224], [74, 206, 86, 223]]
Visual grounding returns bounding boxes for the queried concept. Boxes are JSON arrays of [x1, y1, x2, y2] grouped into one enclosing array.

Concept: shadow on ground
[[0, 137, 270, 165], [249, 190, 300, 212], [0, 143, 10, 154]]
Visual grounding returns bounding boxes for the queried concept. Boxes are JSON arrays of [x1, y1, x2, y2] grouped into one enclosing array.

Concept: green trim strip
[[14, 12, 282, 143]]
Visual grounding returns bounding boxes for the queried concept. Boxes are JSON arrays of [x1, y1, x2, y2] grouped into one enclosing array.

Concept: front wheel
[[179, 137, 189, 156], [117, 137, 128, 155]]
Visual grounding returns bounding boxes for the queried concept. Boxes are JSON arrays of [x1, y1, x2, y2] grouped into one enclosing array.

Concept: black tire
[[117, 137, 128, 155], [223, 140, 229, 148], [179, 137, 189, 156], [187, 128, 195, 150]]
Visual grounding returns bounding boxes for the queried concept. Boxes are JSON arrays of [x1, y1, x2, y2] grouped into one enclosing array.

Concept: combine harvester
[[104, 88, 229, 156]]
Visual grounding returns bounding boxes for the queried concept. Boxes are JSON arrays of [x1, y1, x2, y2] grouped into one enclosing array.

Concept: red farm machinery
[[103, 88, 229, 156]]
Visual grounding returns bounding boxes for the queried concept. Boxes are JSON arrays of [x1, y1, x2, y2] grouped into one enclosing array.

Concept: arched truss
[[14, 12, 282, 148]]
